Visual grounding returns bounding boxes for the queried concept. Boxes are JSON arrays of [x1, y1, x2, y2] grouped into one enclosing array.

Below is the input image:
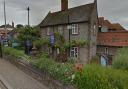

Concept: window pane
[[71, 24, 78, 34], [70, 47, 78, 58]]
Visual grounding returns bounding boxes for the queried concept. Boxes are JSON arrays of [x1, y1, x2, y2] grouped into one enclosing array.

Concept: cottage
[[38, 0, 98, 63], [97, 17, 128, 65]]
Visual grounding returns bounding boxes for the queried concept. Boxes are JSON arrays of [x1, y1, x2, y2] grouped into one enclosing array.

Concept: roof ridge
[[51, 2, 94, 14], [40, 2, 95, 27]]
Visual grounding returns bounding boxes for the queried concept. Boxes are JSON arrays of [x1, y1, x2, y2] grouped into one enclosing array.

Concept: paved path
[[0, 59, 49, 89], [0, 80, 7, 89]]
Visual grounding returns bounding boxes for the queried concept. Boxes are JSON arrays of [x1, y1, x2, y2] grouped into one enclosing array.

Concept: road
[[0, 59, 49, 89], [0, 80, 7, 89]]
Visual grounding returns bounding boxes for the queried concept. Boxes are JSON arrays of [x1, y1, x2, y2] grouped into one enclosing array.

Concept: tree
[[17, 25, 40, 42], [16, 24, 23, 28]]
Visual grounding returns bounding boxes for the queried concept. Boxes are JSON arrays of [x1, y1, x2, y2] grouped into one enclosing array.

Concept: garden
[[3, 47, 128, 89]]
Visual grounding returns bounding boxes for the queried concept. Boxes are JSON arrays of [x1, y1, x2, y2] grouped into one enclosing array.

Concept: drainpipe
[[68, 15, 71, 57]]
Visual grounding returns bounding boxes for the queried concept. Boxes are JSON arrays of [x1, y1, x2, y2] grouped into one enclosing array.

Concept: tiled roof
[[39, 3, 95, 27], [111, 23, 125, 30], [99, 17, 112, 27], [97, 32, 128, 47], [98, 17, 125, 30]]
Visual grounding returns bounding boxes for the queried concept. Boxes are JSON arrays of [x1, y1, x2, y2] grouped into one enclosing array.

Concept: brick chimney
[[61, 0, 68, 11]]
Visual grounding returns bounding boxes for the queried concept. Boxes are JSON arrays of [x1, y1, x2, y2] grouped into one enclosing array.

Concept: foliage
[[32, 54, 75, 84], [3, 47, 31, 61], [16, 24, 23, 28], [3, 47, 128, 88], [113, 47, 128, 71], [90, 55, 100, 64], [74, 64, 128, 89], [17, 25, 40, 42], [50, 32, 89, 49], [33, 38, 50, 50]]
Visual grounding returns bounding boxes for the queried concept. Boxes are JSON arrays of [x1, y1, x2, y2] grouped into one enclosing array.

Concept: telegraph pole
[[27, 6, 30, 26], [4, 0, 7, 36], [0, 0, 7, 58]]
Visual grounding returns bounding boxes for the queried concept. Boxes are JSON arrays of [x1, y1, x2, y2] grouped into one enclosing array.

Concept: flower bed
[[31, 54, 75, 85]]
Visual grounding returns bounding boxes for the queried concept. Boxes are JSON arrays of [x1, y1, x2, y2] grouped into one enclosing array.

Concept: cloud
[[0, 0, 127, 29]]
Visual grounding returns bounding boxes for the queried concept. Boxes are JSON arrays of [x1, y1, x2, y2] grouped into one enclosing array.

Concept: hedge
[[3, 47, 31, 61]]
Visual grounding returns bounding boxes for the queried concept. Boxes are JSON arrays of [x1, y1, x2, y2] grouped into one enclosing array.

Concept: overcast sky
[[0, 0, 128, 29]]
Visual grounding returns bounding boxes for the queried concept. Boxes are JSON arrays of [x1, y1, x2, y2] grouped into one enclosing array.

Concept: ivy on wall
[[34, 32, 90, 51]]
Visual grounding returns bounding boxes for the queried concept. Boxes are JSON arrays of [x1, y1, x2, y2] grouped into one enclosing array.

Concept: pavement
[[0, 80, 7, 89], [0, 59, 49, 89]]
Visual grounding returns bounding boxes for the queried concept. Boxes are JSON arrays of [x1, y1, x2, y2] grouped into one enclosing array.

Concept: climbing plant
[[33, 38, 50, 50], [32, 32, 89, 61]]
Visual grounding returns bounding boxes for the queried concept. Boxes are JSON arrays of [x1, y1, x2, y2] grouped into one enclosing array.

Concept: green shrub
[[74, 65, 128, 89], [3, 47, 31, 61], [90, 55, 100, 64], [33, 38, 50, 50], [113, 47, 128, 70], [32, 54, 74, 84]]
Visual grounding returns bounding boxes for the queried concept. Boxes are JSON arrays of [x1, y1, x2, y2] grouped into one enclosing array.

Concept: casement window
[[70, 47, 79, 58], [105, 47, 108, 54], [57, 48, 60, 54], [93, 24, 97, 35], [58, 26, 63, 34], [46, 27, 50, 35], [71, 24, 79, 35]]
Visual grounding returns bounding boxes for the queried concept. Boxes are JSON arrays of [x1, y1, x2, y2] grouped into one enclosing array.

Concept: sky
[[0, 0, 128, 29]]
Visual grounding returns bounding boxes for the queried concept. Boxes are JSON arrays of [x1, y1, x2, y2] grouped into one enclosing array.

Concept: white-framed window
[[70, 47, 79, 58], [94, 24, 96, 29], [71, 24, 79, 35], [46, 27, 50, 35], [105, 47, 108, 54], [93, 24, 97, 35], [57, 48, 60, 54], [58, 26, 63, 34]]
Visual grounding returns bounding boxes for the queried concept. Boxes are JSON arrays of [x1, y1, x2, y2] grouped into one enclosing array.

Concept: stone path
[[0, 59, 49, 89]]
